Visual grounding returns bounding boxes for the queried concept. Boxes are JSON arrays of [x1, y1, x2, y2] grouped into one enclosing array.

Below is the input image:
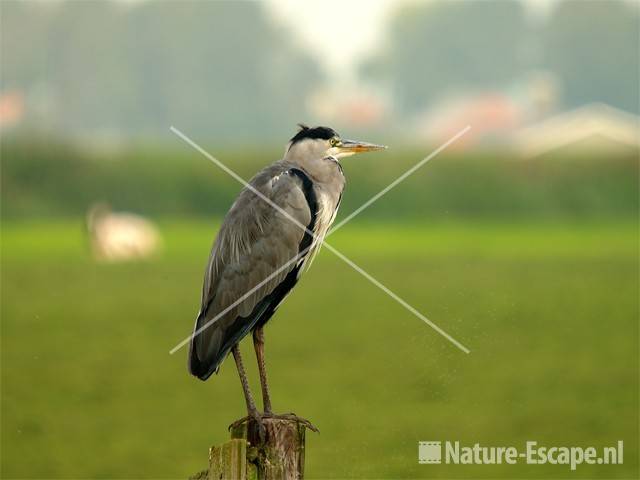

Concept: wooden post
[[191, 417, 310, 480], [209, 438, 257, 479]]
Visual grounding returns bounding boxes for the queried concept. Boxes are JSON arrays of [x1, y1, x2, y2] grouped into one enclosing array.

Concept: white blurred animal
[[86, 203, 161, 261]]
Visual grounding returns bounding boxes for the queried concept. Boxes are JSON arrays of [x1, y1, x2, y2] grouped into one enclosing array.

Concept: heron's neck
[[290, 156, 342, 184]]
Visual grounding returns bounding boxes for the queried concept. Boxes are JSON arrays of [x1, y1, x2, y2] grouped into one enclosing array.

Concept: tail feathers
[[188, 340, 218, 381], [188, 299, 270, 381], [188, 310, 224, 381]]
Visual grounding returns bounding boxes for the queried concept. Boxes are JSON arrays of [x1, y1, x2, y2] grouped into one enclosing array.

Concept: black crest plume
[[289, 124, 338, 145]]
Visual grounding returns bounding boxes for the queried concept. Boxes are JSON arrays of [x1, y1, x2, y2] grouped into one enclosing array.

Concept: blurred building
[[513, 103, 640, 157], [0, 91, 25, 130], [411, 66, 640, 158], [414, 92, 524, 149], [413, 72, 560, 148], [306, 83, 390, 128]]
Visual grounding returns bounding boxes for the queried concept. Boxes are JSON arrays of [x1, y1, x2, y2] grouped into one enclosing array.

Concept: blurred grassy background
[[2, 142, 638, 478]]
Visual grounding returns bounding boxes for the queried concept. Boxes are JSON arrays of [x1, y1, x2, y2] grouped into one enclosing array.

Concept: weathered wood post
[[190, 416, 314, 480]]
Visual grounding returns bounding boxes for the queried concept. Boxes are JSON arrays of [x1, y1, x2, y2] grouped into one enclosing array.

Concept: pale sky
[[265, 0, 559, 80], [265, 0, 402, 80]]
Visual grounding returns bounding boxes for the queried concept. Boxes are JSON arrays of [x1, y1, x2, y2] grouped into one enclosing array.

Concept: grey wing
[[188, 166, 313, 380]]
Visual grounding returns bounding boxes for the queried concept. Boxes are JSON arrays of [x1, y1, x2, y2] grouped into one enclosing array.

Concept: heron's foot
[[228, 412, 317, 440], [252, 411, 267, 443], [228, 411, 267, 443], [228, 415, 250, 431], [262, 412, 319, 433]]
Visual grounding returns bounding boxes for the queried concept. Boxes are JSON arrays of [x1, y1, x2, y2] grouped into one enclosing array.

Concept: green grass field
[[1, 219, 638, 478]]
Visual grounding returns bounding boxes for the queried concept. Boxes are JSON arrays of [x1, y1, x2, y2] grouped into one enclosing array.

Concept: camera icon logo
[[419, 441, 442, 464]]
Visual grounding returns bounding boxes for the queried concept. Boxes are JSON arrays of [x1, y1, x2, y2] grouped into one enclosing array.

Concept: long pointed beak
[[338, 139, 387, 154]]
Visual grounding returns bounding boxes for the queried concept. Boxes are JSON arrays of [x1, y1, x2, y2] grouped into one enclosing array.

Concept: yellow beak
[[337, 139, 387, 154]]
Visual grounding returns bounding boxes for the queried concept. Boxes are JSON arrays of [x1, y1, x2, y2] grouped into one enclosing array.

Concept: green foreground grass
[[2, 219, 638, 478]]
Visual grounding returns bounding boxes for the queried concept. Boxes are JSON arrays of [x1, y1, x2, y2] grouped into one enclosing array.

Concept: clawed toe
[[229, 411, 319, 438], [228, 415, 250, 431], [264, 413, 319, 433], [252, 414, 266, 443], [229, 413, 267, 443]]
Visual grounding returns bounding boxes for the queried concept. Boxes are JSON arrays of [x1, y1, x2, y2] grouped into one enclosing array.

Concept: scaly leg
[[252, 327, 319, 432], [231, 344, 265, 441], [253, 326, 273, 414]]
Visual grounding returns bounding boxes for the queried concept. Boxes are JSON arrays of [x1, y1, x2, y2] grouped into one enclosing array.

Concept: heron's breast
[[316, 188, 342, 232]]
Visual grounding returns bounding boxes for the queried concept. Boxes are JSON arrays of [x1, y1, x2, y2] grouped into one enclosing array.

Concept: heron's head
[[285, 124, 386, 164]]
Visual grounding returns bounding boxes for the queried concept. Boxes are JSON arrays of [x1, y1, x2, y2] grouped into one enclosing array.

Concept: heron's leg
[[251, 327, 319, 432], [232, 345, 258, 415], [231, 345, 266, 442], [253, 326, 272, 414]]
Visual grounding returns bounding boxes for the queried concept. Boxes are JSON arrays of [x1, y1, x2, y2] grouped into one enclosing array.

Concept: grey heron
[[188, 125, 385, 437]]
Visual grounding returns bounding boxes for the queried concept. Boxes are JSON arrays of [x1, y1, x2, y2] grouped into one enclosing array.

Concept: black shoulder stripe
[[238, 168, 318, 331], [287, 168, 317, 254]]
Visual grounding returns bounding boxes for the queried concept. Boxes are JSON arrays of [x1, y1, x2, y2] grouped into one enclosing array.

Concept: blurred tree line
[[2, 137, 637, 221], [1, 1, 638, 221], [362, 0, 639, 114], [1, 1, 322, 141], [1, 0, 638, 144]]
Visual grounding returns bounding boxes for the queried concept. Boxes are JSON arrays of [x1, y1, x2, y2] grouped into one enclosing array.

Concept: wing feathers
[[188, 163, 315, 380]]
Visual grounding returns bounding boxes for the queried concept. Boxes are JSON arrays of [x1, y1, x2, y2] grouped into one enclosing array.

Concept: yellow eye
[[330, 138, 340, 147]]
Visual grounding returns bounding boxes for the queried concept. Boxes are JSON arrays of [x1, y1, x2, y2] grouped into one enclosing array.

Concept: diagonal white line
[[171, 126, 316, 240], [169, 244, 312, 355], [172, 122, 346, 271], [169, 126, 470, 354], [328, 125, 471, 237], [327, 246, 470, 354]]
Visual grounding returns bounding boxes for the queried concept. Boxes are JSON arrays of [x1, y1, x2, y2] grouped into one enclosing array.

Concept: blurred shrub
[[1, 135, 638, 221]]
